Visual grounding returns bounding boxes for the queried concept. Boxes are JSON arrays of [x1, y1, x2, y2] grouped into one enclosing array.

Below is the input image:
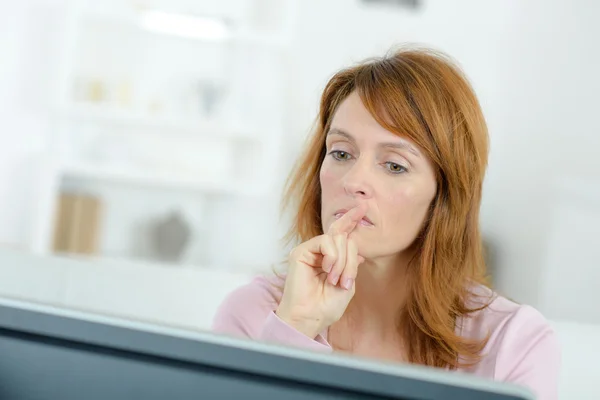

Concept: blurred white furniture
[[0, 248, 254, 331], [30, 0, 298, 271], [0, 248, 597, 399]]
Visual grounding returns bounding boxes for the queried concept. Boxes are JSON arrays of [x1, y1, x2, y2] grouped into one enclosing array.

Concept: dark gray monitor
[[0, 297, 534, 400]]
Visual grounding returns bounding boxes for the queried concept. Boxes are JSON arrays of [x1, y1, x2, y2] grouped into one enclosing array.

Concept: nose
[[342, 160, 373, 199]]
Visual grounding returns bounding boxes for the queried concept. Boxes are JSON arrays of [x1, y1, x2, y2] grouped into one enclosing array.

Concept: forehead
[[328, 92, 421, 155], [329, 92, 393, 140]]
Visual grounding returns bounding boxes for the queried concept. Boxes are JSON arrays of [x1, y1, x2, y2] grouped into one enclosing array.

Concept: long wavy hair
[[280, 46, 492, 370]]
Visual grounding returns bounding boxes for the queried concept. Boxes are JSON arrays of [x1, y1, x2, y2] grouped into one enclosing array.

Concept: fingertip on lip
[[359, 219, 374, 227], [354, 204, 367, 214], [333, 204, 372, 219]]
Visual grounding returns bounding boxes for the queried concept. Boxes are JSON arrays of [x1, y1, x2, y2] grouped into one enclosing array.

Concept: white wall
[[470, 0, 600, 313]]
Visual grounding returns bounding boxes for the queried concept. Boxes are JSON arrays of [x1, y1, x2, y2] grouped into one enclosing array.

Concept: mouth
[[334, 209, 374, 227]]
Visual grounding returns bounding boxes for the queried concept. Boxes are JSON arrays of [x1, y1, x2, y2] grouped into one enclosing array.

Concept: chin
[[347, 231, 370, 253]]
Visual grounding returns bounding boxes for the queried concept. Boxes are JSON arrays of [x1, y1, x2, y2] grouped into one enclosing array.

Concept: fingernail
[[330, 273, 340, 286], [343, 278, 354, 290], [323, 262, 332, 273]]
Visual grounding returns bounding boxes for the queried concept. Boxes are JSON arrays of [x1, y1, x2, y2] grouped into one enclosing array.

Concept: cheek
[[385, 185, 432, 224], [319, 163, 342, 198], [386, 188, 412, 220], [320, 164, 342, 232]]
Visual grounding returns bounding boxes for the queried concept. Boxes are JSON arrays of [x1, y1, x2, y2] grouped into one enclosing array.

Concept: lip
[[334, 209, 374, 226]]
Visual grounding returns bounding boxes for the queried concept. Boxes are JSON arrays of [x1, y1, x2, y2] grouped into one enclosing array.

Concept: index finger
[[327, 204, 367, 236]]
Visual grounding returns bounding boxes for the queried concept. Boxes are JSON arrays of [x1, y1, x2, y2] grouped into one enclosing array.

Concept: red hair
[[281, 47, 493, 369]]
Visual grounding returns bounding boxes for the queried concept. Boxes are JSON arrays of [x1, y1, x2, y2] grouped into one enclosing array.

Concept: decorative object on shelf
[[87, 79, 106, 103], [148, 99, 164, 115], [72, 76, 130, 107], [115, 79, 133, 109], [52, 191, 103, 255], [73, 77, 108, 104], [150, 210, 192, 262], [182, 80, 225, 118], [360, 0, 422, 10], [197, 80, 223, 117]]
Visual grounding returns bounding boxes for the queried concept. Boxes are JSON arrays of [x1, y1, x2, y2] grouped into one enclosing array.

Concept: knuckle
[[327, 245, 338, 259], [288, 246, 301, 261], [327, 234, 338, 245], [326, 241, 338, 257]]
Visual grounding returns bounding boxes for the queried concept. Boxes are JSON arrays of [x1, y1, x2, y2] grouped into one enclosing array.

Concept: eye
[[385, 162, 407, 174], [329, 150, 352, 161]]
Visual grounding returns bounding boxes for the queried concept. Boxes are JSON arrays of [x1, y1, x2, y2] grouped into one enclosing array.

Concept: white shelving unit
[[57, 103, 257, 138], [31, 0, 297, 271], [58, 161, 257, 195]]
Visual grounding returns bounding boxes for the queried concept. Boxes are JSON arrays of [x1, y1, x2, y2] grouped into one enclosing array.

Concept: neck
[[348, 252, 412, 332]]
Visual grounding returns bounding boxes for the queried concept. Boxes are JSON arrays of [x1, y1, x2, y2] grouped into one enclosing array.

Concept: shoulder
[[459, 284, 554, 343], [218, 273, 284, 307], [460, 285, 561, 391], [211, 273, 285, 338]]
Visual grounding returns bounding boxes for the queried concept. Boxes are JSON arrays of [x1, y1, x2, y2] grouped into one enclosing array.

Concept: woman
[[212, 47, 560, 399]]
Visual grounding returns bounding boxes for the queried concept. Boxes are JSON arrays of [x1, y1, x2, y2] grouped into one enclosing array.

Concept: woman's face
[[320, 91, 437, 262]]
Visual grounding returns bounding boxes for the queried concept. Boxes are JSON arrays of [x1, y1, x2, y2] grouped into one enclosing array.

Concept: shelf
[[59, 104, 257, 139], [58, 161, 261, 196]]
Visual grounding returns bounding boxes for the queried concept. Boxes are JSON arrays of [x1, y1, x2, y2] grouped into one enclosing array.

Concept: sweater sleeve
[[211, 276, 332, 352]]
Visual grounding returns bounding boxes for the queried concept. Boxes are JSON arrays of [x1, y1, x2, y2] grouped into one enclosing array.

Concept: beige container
[[53, 192, 103, 255]]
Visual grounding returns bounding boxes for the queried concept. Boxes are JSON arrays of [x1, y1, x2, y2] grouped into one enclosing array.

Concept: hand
[[275, 204, 367, 339]]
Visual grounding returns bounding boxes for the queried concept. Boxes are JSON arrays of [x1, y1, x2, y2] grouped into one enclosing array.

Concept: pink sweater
[[212, 275, 561, 400]]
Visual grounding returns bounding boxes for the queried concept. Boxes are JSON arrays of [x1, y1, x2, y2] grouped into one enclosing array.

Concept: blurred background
[[0, 0, 599, 383]]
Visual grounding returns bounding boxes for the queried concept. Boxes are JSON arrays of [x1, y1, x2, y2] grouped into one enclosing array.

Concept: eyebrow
[[327, 128, 421, 157]]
